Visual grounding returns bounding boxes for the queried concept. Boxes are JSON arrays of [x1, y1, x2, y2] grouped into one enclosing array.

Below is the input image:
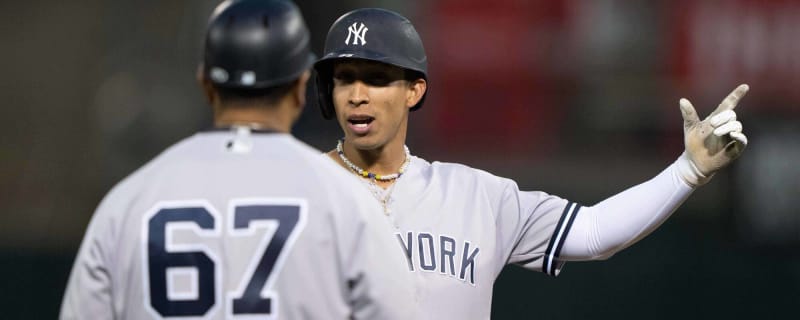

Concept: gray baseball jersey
[[61, 130, 416, 320], [382, 156, 579, 320]]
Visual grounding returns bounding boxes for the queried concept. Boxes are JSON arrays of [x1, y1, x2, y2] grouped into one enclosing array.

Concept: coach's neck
[[201, 72, 310, 134], [213, 103, 296, 133]]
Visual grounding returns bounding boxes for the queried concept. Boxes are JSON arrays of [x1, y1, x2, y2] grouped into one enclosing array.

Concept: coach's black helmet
[[314, 8, 428, 119], [203, 0, 315, 89]]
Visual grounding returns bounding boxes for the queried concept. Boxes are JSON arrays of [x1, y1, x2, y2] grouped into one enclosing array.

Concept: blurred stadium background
[[1, 0, 798, 318]]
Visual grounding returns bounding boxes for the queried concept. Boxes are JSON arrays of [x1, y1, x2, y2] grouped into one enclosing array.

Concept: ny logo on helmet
[[345, 22, 368, 46]]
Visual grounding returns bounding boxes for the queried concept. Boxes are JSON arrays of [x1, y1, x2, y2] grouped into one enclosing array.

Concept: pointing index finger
[[711, 84, 749, 116]]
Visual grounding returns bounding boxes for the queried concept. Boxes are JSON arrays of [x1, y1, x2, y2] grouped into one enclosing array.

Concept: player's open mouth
[[348, 117, 374, 128], [347, 116, 374, 134]]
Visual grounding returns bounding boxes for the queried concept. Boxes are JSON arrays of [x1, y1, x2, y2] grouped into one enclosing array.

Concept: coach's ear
[[292, 70, 311, 109], [197, 63, 216, 104], [405, 78, 426, 109]]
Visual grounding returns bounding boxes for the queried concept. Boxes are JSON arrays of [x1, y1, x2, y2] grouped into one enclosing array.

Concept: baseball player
[[313, 8, 750, 319], [60, 1, 416, 319]]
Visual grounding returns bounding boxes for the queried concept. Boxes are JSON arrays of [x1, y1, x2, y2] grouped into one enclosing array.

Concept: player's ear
[[405, 78, 426, 109]]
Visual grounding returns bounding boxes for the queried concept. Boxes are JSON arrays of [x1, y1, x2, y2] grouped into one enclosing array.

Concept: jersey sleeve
[[60, 197, 117, 319], [494, 177, 580, 277], [60, 170, 145, 319]]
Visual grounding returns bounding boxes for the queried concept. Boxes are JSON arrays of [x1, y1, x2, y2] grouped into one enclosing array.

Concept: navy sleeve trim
[[542, 201, 582, 276]]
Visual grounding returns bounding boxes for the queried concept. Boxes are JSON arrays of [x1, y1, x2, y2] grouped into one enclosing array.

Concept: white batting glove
[[676, 84, 750, 187]]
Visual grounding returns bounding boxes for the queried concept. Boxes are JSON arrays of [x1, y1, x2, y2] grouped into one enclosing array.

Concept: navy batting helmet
[[313, 8, 428, 119], [203, 0, 315, 89]]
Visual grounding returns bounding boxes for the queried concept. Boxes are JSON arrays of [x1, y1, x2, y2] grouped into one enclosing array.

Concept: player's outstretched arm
[[558, 84, 750, 261]]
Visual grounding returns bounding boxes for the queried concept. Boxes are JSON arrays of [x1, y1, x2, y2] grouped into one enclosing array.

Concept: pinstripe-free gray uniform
[[384, 156, 578, 320], [61, 130, 415, 319]]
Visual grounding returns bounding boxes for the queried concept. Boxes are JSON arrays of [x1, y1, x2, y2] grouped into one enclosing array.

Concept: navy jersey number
[[148, 207, 217, 316], [145, 200, 305, 318], [231, 204, 300, 315]]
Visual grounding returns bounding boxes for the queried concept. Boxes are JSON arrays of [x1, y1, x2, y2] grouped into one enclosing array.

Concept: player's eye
[[333, 70, 356, 84], [363, 71, 402, 87], [363, 73, 390, 86]]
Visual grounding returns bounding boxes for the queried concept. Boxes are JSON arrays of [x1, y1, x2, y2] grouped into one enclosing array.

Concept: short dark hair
[[404, 69, 425, 82], [215, 79, 297, 107]]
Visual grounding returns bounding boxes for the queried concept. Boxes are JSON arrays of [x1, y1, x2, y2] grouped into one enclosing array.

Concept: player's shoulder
[[428, 158, 474, 174], [413, 157, 520, 201], [426, 158, 512, 184]]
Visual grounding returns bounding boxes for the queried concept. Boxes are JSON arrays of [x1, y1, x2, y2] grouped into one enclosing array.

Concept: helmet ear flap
[[314, 68, 335, 119]]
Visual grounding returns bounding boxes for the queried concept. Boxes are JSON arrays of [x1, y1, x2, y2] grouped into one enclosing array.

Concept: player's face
[[331, 60, 419, 151]]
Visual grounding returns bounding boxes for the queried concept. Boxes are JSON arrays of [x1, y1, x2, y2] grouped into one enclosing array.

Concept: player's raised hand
[[676, 84, 749, 186]]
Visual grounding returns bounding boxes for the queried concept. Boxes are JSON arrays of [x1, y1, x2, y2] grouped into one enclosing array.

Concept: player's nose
[[347, 81, 369, 107]]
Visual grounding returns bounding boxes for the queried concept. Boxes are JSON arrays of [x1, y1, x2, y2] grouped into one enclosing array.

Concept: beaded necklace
[[336, 138, 411, 215], [336, 139, 410, 181]]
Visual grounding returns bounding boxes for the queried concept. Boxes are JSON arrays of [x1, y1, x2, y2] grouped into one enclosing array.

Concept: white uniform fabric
[[381, 155, 694, 320], [60, 130, 416, 320]]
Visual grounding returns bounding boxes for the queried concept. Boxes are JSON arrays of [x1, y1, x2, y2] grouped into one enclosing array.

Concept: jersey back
[[61, 131, 415, 319]]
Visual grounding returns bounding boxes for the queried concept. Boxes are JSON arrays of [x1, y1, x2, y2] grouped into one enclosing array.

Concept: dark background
[[2, 0, 798, 318]]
